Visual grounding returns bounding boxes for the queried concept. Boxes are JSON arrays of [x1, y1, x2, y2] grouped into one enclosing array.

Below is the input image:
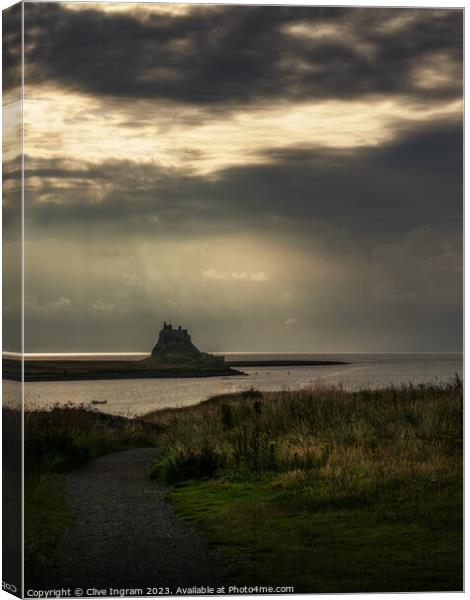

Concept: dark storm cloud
[[23, 4, 462, 106], [2, 2, 22, 97], [218, 117, 463, 238], [22, 117, 462, 244]]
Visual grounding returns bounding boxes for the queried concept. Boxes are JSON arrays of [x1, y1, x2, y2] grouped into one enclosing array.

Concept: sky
[[3, 2, 463, 353]]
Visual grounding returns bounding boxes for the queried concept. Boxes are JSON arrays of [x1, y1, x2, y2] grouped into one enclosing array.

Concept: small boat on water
[[91, 400, 107, 405]]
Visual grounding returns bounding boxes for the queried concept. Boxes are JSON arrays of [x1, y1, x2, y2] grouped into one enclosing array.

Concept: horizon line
[[3, 350, 464, 359]]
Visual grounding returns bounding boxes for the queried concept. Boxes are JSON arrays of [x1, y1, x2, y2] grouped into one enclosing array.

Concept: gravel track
[[42, 448, 228, 592]]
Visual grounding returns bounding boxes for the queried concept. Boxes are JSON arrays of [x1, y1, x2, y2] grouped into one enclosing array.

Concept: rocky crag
[[6, 323, 241, 381], [147, 322, 228, 369]]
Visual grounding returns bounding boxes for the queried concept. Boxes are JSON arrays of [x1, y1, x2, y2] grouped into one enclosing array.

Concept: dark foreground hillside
[[145, 380, 463, 593]]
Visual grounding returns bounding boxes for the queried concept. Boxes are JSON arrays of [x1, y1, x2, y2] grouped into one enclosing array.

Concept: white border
[[0, 2, 466, 600]]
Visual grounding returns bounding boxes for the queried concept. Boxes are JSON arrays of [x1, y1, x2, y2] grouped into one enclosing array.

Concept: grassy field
[[144, 380, 463, 592], [19, 406, 159, 585], [14, 378, 463, 592]]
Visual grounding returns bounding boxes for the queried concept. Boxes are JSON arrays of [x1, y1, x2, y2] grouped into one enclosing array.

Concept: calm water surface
[[13, 352, 462, 417]]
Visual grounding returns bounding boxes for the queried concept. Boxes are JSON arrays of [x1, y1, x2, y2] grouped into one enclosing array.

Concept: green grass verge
[[168, 475, 462, 593], [24, 473, 74, 584]]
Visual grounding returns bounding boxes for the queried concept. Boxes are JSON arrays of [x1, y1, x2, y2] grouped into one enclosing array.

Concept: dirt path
[[43, 448, 228, 592]]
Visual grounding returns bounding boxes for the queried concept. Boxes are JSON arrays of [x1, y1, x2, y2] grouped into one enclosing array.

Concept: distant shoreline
[[3, 358, 242, 382], [225, 359, 348, 368], [3, 357, 348, 382]]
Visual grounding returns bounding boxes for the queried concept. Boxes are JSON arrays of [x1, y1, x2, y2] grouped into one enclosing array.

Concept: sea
[[4, 351, 462, 417]]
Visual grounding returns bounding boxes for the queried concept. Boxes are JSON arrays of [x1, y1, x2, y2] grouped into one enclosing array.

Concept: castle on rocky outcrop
[[152, 322, 202, 357]]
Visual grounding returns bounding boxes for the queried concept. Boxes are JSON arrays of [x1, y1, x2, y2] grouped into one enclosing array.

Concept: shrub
[[152, 445, 226, 483], [240, 388, 263, 399], [220, 404, 235, 430]]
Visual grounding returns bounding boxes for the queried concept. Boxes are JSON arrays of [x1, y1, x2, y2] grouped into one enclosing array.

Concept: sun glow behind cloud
[[24, 86, 462, 176], [63, 1, 198, 17]]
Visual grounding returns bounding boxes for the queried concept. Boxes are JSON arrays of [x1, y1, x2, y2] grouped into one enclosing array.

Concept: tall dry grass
[[146, 379, 462, 507]]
